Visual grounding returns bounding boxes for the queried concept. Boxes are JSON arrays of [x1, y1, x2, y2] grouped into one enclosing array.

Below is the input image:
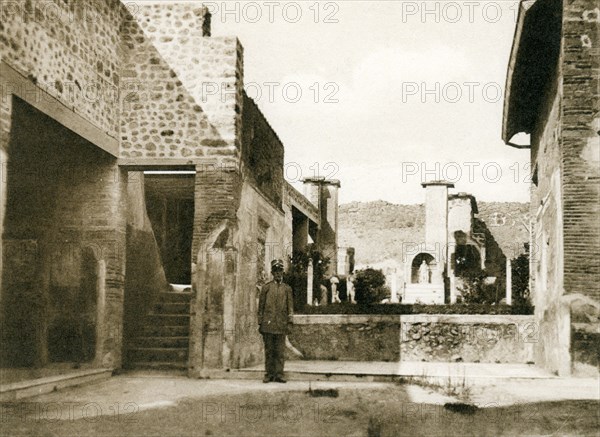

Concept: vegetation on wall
[[511, 250, 531, 307], [284, 245, 330, 311], [298, 303, 533, 315]]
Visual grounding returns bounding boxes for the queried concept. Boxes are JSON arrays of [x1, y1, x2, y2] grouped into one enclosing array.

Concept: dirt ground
[[1, 378, 598, 437]]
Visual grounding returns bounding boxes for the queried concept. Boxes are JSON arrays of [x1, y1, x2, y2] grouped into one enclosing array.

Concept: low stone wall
[[289, 316, 401, 362], [400, 315, 536, 363], [289, 314, 536, 363]]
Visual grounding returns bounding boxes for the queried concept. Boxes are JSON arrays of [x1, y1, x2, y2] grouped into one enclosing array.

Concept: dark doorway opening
[[144, 173, 195, 285], [1, 97, 111, 367]]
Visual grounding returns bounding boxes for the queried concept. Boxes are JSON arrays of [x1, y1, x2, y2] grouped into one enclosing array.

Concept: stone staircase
[[126, 291, 192, 371]]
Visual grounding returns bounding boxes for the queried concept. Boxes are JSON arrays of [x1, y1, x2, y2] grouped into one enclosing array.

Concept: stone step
[[153, 302, 190, 315], [127, 347, 188, 363], [0, 369, 113, 401], [145, 314, 190, 327], [131, 336, 189, 348], [141, 324, 190, 337], [157, 291, 193, 303], [124, 361, 188, 371]]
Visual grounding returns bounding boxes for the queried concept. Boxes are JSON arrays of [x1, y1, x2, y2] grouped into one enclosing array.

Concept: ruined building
[[0, 2, 340, 375], [503, 0, 599, 374], [402, 182, 506, 304]]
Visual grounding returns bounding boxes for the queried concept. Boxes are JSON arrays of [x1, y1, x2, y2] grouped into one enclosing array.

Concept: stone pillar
[[422, 181, 454, 303], [0, 147, 5, 310], [390, 271, 399, 303], [506, 258, 512, 305], [302, 177, 340, 276], [421, 181, 454, 259], [449, 276, 457, 304], [95, 260, 106, 366], [293, 215, 309, 252], [307, 258, 314, 305], [302, 177, 323, 209], [222, 248, 237, 370]]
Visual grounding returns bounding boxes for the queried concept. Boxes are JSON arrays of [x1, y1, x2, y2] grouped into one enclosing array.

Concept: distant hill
[[338, 200, 530, 273]]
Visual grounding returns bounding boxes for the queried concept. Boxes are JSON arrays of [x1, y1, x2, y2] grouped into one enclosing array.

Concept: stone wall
[[560, 0, 600, 302], [241, 94, 285, 208], [1, 98, 126, 368], [0, 0, 123, 137], [189, 178, 289, 375], [233, 181, 289, 368], [289, 314, 536, 363], [339, 200, 529, 289], [399, 315, 535, 363], [559, 1, 600, 372], [289, 315, 401, 361], [526, 0, 600, 375], [120, 3, 244, 163], [531, 87, 569, 374]]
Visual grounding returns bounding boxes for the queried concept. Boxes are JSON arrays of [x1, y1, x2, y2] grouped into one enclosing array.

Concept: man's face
[[272, 269, 283, 282]]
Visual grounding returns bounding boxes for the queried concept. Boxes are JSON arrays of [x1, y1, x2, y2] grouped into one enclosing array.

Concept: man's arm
[[286, 285, 294, 324], [258, 284, 267, 325]]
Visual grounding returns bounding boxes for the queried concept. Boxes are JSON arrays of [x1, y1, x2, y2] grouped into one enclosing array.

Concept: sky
[[206, 0, 531, 204]]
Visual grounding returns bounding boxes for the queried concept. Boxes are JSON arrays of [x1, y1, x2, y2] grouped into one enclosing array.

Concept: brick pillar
[[0, 94, 9, 311], [303, 177, 340, 276]]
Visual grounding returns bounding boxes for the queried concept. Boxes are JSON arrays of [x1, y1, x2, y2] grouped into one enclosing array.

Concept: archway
[[411, 253, 435, 284]]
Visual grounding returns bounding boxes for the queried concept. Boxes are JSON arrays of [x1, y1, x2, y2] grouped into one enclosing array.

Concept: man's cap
[[271, 259, 284, 270]]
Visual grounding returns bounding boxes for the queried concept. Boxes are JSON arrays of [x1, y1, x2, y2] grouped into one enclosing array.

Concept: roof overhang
[[502, 0, 562, 146]]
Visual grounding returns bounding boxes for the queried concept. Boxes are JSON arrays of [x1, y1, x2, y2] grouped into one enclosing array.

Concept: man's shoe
[[273, 377, 286, 383], [263, 376, 272, 383]]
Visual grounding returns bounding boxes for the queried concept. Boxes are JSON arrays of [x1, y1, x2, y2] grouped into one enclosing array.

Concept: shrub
[[354, 268, 389, 305]]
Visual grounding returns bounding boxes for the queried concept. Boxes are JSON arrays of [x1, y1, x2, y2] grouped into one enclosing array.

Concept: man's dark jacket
[[258, 280, 294, 334]]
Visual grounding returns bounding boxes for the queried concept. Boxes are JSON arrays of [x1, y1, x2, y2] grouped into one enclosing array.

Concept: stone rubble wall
[[289, 314, 536, 363], [121, 3, 244, 162], [0, 0, 123, 137]]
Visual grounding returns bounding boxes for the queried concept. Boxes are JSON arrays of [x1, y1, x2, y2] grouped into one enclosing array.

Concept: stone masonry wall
[[400, 315, 535, 363], [0, 0, 123, 137], [121, 3, 244, 163], [289, 315, 536, 363]]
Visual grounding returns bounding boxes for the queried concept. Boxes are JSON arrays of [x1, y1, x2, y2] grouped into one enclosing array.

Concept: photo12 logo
[[202, 2, 340, 24], [200, 81, 340, 105], [400, 1, 521, 24]]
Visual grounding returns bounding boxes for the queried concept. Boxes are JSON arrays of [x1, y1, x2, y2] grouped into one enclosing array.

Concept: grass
[[394, 369, 473, 403]]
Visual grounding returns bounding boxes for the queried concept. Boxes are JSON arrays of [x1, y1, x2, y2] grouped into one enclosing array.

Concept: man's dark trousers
[[262, 333, 286, 379]]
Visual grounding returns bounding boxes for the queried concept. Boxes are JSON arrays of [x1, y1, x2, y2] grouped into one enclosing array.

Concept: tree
[[354, 268, 389, 305]]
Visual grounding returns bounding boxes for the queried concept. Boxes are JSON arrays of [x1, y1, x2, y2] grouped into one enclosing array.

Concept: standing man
[[257, 259, 294, 383]]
